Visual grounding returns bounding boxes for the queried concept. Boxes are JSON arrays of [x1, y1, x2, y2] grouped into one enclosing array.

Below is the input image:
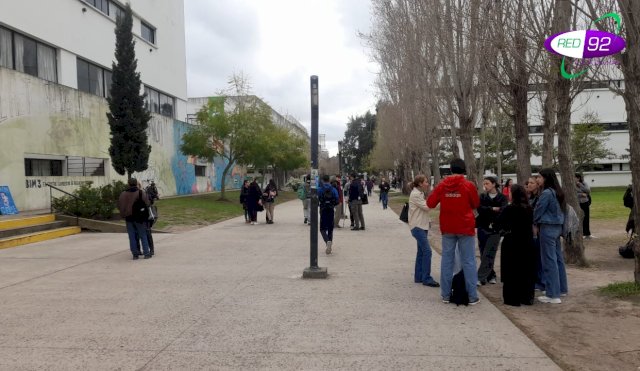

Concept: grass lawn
[[590, 186, 628, 220], [152, 190, 298, 231]]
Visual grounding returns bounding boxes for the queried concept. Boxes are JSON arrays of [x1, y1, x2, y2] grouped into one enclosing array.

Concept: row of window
[[528, 122, 629, 134], [83, 0, 155, 45], [24, 157, 106, 177], [144, 86, 175, 118], [77, 58, 112, 98], [528, 79, 623, 92], [0, 26, 57, 82]]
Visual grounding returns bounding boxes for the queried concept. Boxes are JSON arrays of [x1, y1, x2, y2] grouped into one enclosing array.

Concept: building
[[0, 0, 240, 212]]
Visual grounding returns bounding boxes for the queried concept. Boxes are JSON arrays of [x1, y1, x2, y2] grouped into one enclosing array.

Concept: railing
[[44, 182, 82, 226]]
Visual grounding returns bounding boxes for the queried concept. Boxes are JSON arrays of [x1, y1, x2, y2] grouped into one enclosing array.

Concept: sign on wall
[[0, 186, 19, 215]]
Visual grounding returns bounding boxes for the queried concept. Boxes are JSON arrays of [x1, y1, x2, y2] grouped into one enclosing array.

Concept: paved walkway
[[0, 198, 560, 370]]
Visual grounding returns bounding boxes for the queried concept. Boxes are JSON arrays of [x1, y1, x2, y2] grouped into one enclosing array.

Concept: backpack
[[399, 202, 409, 223], [297, 185, 306, 200], [624, 185, 634, 209], [320, 186, 336, 209], [562, 204, 580, 242], [132, 190, 150, 222], [450, 270, 469, 306], [619, 234, 636, 259]]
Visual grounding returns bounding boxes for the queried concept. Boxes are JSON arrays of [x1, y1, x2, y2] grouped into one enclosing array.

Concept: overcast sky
[[184, 0, 379, 156]]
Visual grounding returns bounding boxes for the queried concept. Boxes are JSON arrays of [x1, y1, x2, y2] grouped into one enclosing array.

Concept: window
[[76, 58, 111, 97], [109, 1, 124, 19], [144, 86, 174, 118], [195, 165, 206, 177], [24, 159, 63, 176], [0, 26, 57, 82], [85, 0, 109, 15], [141, 22, 155, 44]]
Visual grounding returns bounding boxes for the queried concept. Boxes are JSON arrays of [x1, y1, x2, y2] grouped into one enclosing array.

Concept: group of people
[[118, 178, 159, 260], [240, 179, 278, 225], [409, 158, 587, 306]]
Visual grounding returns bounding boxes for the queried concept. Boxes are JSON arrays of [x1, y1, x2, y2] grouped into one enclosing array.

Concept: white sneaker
[[251, 222, 256, 225], [489, 278, 497, 284], [584, 235, 595, 239], [560, 293, 568, 297], [537, 296, 561, 304], [326, 241, 332, 255]]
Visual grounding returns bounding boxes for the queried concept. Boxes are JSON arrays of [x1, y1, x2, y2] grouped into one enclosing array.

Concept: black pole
[[303, 75, 327, 278]]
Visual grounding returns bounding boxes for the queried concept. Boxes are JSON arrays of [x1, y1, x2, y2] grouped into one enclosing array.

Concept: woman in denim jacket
[[533, 168, 568, 304]]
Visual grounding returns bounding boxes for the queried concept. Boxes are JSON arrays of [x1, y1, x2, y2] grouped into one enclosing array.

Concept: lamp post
[[338, 141, 342, 176], [303, 76, 327, 279]]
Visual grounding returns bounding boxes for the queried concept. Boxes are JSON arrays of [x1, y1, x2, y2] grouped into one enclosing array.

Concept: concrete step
[[0, 214, 56, 230], [0, 226, 81, 250], [0, 221, 70, 239]]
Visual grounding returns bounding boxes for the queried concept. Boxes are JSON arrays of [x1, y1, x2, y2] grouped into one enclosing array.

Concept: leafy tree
[[341, 111, 376, 174], [180, 77, 273, 200], [107, 4, 151, 179], [571, 113, 614, 172]]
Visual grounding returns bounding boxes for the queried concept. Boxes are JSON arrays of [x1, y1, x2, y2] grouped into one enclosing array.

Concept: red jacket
[[427, 175, 480, 236]]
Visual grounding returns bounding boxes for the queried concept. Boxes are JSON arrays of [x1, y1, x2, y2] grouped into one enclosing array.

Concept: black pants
[[579, 202, 591, 236], [320, 208, 335, 242], [477, 229, 500, 283]]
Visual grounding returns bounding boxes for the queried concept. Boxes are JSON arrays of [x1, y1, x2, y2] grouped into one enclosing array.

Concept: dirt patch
[[392, 205, 640, 370]]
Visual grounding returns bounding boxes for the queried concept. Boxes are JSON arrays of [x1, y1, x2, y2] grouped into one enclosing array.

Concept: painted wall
[[0, 67, 240, 212]]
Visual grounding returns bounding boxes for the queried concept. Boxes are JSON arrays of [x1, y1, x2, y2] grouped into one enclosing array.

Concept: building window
[[144, 86, 174, 118], [109, 1, 124, 19], [195, 165, 206, 177], [0, 26, 57, 82], [76, 58, 112, 97], [141, 22, 155, 44], [67, 156, 106, 176], [84, 0, 109, 15], [24, 159, 64, 176]]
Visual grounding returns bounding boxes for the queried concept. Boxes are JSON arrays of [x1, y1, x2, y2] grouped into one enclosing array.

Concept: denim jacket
[[534, 188, 564, 225]]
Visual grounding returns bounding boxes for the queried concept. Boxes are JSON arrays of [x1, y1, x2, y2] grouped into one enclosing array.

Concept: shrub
[[285, 176, 304, 191], [52, 181, 128, 219]]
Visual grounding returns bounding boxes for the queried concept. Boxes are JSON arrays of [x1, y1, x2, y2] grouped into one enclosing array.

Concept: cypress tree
[[107, 4, 151, 179]]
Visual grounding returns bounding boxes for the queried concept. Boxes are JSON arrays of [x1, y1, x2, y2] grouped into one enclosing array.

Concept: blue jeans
[[320, 208, 334, 242], [411, 227, 435, 284], [381, 192, 388, 209], [539, 224, 568, 298], [126, 221, 150, 256], [440, 234, 478, 301]]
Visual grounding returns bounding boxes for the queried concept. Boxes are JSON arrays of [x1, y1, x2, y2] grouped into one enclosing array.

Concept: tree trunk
[[542, 89, 556, 168], [219, 158, 234, 201], [478, 108, 488, 180], [512, 70, 532, 184]]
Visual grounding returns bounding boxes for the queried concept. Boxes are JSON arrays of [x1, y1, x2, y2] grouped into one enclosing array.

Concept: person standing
[[247, 179, 262, 225], [427, 159, 481, 305], [348, 173, 366, 230], [263, 179, 278, 224], [117, 178, 152, 259], [332, 175, 344, 228], [476, 176, 508, 285], [366, 178, 374, 197], [527, 176, 545, 292], [497, 184, 536, 306], [534, 168, 568, 304], [409, 175, 439, 287], [379, 177, 391, 210], [502, 178, 513, 200], [240, 180, 251, 224], [318, 175, 339, 254], [575, 173, 593, 239]]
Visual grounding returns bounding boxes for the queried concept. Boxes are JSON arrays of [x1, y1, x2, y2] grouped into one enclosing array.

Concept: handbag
[[399, 202, 409, 223], [361, 193, 368, 205]]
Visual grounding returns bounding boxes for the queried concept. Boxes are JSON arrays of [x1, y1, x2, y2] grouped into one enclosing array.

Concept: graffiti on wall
[[25, 179, 92, 189]]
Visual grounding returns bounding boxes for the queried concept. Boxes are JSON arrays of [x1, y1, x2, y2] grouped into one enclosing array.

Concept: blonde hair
[[412, 174, 427, 188]]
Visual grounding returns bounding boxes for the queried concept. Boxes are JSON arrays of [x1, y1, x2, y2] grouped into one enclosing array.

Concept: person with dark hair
[[332, 175, 344, 228], [534, 168, 567, 304], [319, 175, 339, 254], [427, 158, 481, 305], [379, 177, 391, 209], [247, 179, 263, 225], [502, 178, 513, 200], [262, 179, 278, 224], [240, 180, 251, 224], [575, 173, 593, 238], [409, 175, 439, 287], [476, 175, 508, 285], [497, 184, 536, 306], [526, 176, 545, 292], [117, 178, 152, 259], [348, 173, 366, 230]]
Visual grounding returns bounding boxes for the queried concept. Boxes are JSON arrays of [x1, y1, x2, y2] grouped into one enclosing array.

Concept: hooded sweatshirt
[[427, 175, 480, 236]]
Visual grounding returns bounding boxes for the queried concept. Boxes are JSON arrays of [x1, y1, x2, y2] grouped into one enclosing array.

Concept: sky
[[184, 0, 379, 157]]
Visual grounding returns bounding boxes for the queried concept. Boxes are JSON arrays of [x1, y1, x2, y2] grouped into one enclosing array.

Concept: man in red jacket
[[427, 158, 481, 304]]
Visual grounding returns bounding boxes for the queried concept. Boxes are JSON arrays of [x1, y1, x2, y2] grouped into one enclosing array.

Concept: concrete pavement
[[0, 198, 560, 370]]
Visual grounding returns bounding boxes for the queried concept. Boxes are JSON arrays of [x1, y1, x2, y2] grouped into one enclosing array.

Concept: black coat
[[247, 182, 262, 207], [476, 192, 508, 231]]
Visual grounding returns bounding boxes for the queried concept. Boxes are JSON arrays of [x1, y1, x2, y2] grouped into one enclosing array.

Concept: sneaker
[[469, 298, 480, 305], [304, 218, 308, 224], [560, 293, 568, 297], [537, 296, 561, 304], [143, 255, 152, 259], [489, 278, 497, 284], [326, 241, 332, 255], [423, 281, 440, 287], [442, 298, 450, 304], [132, 255, 139, 260], [476, 281, 482, 287], [584, 235, 595, 239]]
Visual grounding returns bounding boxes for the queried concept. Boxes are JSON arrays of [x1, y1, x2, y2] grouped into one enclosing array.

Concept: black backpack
[[450, 270, 469, 306], [619, 235, 636, 259], [320, 187, 335, 209], [624, 186, 634, 209], [399, 202, 409, 223]]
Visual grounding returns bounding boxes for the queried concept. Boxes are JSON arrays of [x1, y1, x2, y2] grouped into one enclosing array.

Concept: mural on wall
[[171, 120, 197, 195]]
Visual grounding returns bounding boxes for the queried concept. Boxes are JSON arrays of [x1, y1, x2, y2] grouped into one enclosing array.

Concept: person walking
[[297, 176, 311, 224], [527, 176, 545, 292], [262, 179, 278, 224], [497, 184, 536, 306], [247, 179, 262, 225], [240, 180, 251, 224], [575, 173, 593, 239], [409, 175, 439, 287], [427, 159, 481, 305], [332, 175, 344, 228], [318, 175, 339, 254], [348, 173, 366, 231], [366, 178, 374, 197], [379, 177, 391, 210], [476, 175, 508, 285], [117, 178, 152, 260], [534, 168, 568, 304]]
